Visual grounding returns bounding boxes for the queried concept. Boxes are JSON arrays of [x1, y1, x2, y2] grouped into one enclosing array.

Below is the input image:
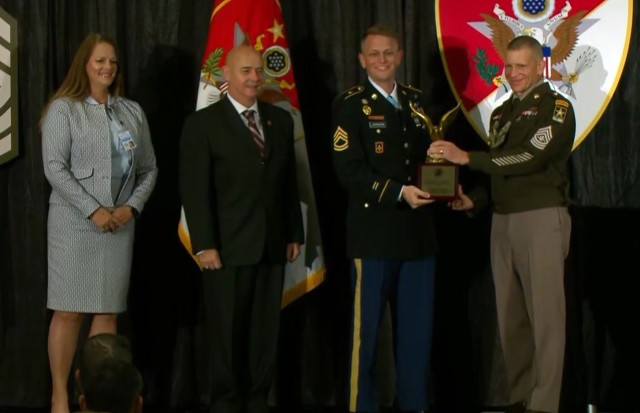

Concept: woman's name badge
[[118, 131, 136, 151]]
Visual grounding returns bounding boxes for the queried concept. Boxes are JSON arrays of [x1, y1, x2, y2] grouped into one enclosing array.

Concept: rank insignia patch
[[375, 141, 384, 153], [530, 126, 553, 150], [333, 126, 349, 151]]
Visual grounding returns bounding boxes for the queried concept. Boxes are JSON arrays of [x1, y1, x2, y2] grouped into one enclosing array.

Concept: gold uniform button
[[404, 143, 408, 148], [376, 129, 381, 134], [407, 176, 411, 182], [405, 159, 410, 165], [364, 203, 369, 208], [403, 127, 407, 132]]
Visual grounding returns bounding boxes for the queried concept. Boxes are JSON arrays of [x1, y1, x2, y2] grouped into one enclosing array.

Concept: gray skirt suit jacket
[[42, 96, 157, 313]]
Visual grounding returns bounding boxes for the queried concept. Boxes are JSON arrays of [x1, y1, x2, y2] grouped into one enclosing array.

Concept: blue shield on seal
[[522, 0, 548, 15]]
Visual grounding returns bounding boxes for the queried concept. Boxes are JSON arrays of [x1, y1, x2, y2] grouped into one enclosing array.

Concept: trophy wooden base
[[417, 161, 458, 201]]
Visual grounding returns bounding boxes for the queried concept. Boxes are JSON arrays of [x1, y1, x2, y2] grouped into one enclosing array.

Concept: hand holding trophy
[[409, 101, 461, 200]]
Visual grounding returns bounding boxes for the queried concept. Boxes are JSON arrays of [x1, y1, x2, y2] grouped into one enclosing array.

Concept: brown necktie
[[242, 109, 265, 157]]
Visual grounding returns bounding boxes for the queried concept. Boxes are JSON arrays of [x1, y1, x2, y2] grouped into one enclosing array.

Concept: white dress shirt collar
[[226, 94, 259, 116], [368, 77, 400, 103]]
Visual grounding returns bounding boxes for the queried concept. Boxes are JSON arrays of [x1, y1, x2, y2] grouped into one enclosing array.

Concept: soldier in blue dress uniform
[[332, 24, 438, 413]]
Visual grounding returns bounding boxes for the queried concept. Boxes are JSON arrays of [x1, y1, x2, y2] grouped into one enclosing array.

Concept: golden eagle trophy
[[409, 102, 461, 201]]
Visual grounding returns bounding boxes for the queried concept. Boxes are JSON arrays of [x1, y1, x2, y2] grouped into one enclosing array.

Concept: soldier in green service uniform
[[430, 35, 575, 413], [331, 24, 437, 413]]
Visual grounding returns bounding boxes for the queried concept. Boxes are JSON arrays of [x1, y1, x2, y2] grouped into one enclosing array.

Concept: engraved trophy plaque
[[410, 102, 461, 201]]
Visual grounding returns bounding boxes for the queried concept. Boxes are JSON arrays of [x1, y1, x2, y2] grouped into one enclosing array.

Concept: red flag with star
[[179, 0, 326, 307], [196, 0, 299, 109]]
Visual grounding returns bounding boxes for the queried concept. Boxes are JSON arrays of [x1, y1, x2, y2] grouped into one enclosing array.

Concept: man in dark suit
[[331, 25, 437, 413], [179, 44, 303, 413]]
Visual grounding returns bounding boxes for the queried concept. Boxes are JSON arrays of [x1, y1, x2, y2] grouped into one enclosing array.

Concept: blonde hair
[[39, 33, 123, 129], [361, 24, 402, 51]]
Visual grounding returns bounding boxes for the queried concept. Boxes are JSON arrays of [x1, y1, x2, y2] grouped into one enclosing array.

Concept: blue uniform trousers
[[347, 256, 435, 412]]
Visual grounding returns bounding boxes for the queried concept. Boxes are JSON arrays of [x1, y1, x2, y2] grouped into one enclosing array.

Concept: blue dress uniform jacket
[[332, 80, 437, 260]]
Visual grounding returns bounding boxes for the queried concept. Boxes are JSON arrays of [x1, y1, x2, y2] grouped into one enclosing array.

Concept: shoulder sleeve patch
[[552, 100, 569, 123], [333, 126, 349, 151]]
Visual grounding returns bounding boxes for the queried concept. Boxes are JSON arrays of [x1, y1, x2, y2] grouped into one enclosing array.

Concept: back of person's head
[[77, 333, 133, 390], [79, 358, 143, 413]]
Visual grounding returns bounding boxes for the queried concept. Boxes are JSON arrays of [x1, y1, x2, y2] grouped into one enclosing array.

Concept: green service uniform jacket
[[468, 82, 575, 213], [332, 80, 437, 259]]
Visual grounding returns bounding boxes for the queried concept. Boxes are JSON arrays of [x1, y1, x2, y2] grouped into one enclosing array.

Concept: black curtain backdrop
[[0, 1, 638, 412]]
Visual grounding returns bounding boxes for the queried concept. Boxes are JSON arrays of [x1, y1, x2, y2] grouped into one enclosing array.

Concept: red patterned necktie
[[242, 109, 265, 157]]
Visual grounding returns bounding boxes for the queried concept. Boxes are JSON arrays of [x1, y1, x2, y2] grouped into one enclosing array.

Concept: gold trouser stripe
[[349, 258, 363, 412]]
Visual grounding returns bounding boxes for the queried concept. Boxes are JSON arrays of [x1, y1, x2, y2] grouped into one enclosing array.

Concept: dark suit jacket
[[331, 80, 437, 259], [179, 97, 303, 266]]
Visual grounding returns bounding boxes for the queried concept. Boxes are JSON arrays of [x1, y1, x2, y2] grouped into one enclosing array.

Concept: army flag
[[178, 0, 325, 307]]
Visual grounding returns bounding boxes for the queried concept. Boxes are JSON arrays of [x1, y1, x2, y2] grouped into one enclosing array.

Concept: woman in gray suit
[[40, 33, 157, 413]]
